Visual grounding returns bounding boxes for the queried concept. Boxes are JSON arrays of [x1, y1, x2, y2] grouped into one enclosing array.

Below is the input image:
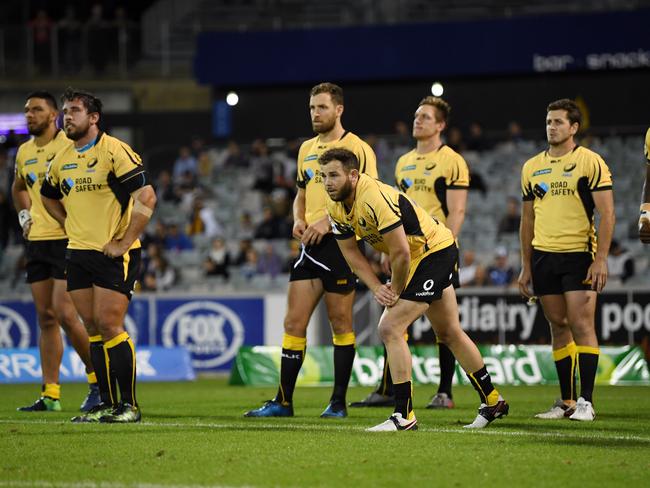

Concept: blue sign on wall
[[156, 297, 264, 372]]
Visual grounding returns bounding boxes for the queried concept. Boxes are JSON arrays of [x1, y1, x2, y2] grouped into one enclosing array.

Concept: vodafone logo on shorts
[[161, 301, 244, 369], [0, 305, 31, 348]]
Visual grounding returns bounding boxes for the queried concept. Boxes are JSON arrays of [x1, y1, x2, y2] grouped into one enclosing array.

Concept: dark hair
[[418, 96, 451, 124], [61, 87, 102, 116], [547, 98, 581, 127], [26, 91, 57, 110], [319, 148, 359, 171], [310, 82, 344, 106]]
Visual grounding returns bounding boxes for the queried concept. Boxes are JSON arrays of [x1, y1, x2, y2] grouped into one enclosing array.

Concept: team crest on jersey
[[533, 168, 552, 176], [24, 158, 38, 166], [563, 162, 576, 172], [425, 163, 436, 170], [87, 158, 98, 168], [62, 163, 78, 171], [46, 153, 56, 161]]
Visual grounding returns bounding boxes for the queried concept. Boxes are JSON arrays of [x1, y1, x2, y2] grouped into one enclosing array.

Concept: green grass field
[[1, 380, 649, 488]]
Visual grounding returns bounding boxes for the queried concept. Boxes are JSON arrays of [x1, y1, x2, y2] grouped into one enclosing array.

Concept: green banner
[[229, 345, 650, 386]]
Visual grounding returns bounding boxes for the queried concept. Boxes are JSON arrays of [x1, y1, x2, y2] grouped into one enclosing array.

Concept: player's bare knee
[[283, 315, 308, 337], [328, 314, 352, 335], [378, 320, 401, 343], [36, 308, 57, 330]]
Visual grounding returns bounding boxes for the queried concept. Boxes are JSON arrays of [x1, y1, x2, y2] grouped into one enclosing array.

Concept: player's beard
[[27, 119, 49, 137], [329, 179, 353, 202], [65, 120, 90, 141], [548, 133, 571, 147], [312, 116, 336, 134]]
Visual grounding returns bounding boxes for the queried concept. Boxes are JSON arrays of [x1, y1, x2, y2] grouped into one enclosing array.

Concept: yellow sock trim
[[105, 331, 129, 349], [486, 389, 500, 407], [103, 345, 115, 404], [43, 383, 60, 400], [282, 333, 307, 351], [127, 337, 136, 405], [552, 341, 577, 361], [403, 333, 409, 341], [89, 335, 103, 343], [576, 345, 600, 355], [333, 332, 355, 346], [87, 372, 97, 384]]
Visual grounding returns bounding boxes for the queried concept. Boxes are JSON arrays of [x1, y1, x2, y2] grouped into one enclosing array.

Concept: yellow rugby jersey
[[521, 145, 612, 253], [41, 132, 149, 252], [297, 131, 377, 224], [645, 128, 650, 164], [394, 145, 469, 223], [327, 174, 454, 264], [14, 130, 69, 240]]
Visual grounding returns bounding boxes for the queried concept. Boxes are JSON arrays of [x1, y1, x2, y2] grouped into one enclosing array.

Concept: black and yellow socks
[[467, 365, 500, 406], [89, 335, 116, 405], [332, 332, 355, 405], [553, 341, 577, 404], [275, 334, 306, 405], [437, 342, 456, 398], [393, 381, 413, 419], [577, 345, 599, 403], [105, 332, 138, 406]]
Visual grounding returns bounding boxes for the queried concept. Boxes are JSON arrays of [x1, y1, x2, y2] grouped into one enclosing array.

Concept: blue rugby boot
[[320, 402, 348, 418], [244, 400, 294, 417], [79, 383, 101, 412]]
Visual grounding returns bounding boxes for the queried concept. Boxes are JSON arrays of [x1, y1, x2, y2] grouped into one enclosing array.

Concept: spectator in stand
[[197, 151, 213, 180], [29, 9, 53, 74], [497, 196, 521, 236], [607, 240, 635, 285], [143, 254, 178, 291], [254, 206, 291, 240], [459, 250, 487, 287], [257, 242, 283, 279], [163, 222, 193, 252], [251, 139, 275, 193], [172, 146, 198, 181], [466, 122, 490, 151], [237, 212, 256, 240], [392, 120, 411, 153], [508, 121, 524, 144], [111, 6, 136, 68], [234, 239, 253, 266], [446, 127, 466, 153], [487, 246, 516, 287], [58, 5, 82, 75], [86, 4, 109, 74], [187, 198, 223, 239], [240, 247, 259, 281], [154, 170, 181, 203], [204, 237, 231, 280], [221, 141, 249, 169], [0, 190, 11, 262]]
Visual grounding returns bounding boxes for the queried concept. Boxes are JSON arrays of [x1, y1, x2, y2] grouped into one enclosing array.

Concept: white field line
[[1, 418, 649, 443], [0, 482, 253, 488]]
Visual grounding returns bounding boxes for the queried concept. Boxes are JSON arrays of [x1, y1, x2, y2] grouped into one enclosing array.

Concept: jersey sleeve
[[367, 183, 402, 234], [586, 155, 612, 191], [446, 154, 470, 189], [41, 154, 63, 200], [521, 162, 534, 201], [111, 140, 150, 193], [357, 140, 378, 178], [296, 142, 307, 189], [645, 128, 650, 164], [14, 145, 25, 180]]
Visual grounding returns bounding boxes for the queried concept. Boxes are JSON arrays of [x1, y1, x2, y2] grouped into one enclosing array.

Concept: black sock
[[553, 342, 577, 402], [577, 348, 599, 404], [375, 346, 394, 396], [90, 338, 117, 406], [467, 366, 499, 406], [275, 347, 305, 404], [105, 333, 137, 406], [332, 344, 355, 405], [437, 342, 455, 398], [393, 381, 413, 418]]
